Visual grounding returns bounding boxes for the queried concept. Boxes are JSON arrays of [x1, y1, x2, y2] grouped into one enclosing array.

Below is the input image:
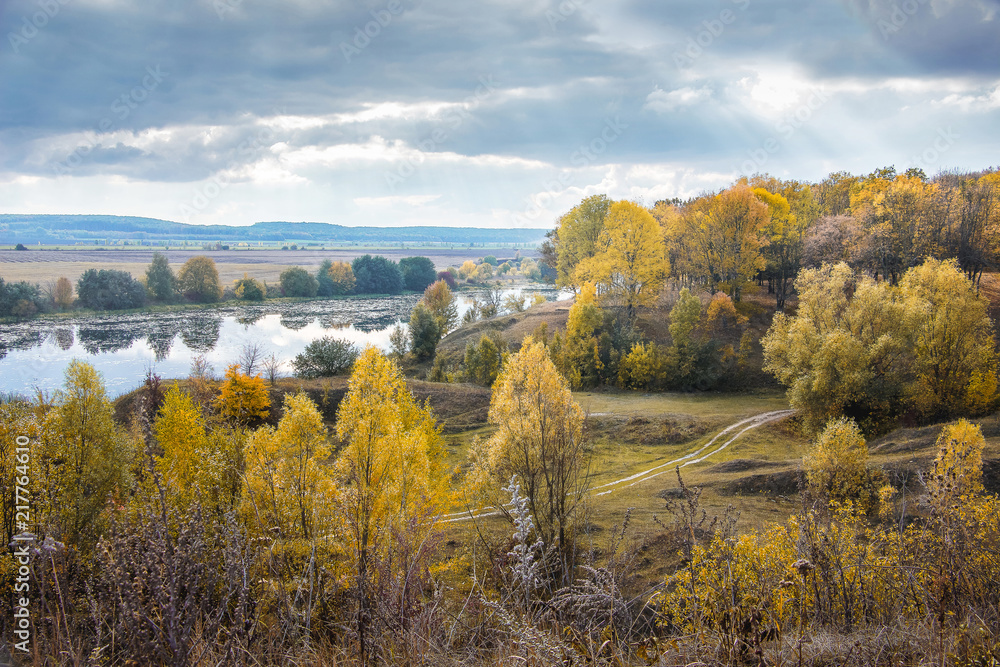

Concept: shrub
[[76, 269, 146, 310], [436, 270, 457, 289], [618, 341, 666, 390], [292, 336, 360, 378], [215, 364, 271, 426], [233, 274, 266, 301], [805, 417, 878, 510], [279, 266, 319, 297]]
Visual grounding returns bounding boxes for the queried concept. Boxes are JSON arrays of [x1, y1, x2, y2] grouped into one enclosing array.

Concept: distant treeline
[[0, 215, 547, 245], [0, 252, 541, 319]]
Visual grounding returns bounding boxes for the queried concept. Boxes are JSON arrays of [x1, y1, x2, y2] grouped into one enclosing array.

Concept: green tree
[[76, 269, 146, 310], [280, 266, 319, 297], [234, 274, 266, 301], [409, 302, 441, 360], [177, 256, 223, 303], [352, 255, 404, 294], [464, 332, 508, 386], [145, 252, 176, 302], [399, 256, 437, 292]]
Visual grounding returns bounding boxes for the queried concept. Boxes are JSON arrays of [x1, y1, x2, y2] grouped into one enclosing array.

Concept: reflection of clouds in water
[[0, 287, 569, 396]]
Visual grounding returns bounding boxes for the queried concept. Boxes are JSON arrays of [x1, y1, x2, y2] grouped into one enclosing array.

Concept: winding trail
[[441, 408, 795, 522]]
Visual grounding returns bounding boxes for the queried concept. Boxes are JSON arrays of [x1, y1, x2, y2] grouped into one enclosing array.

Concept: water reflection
[[0, 288, 567, 396], [180, 316, 222, 352], [52, 328, 75, 351]]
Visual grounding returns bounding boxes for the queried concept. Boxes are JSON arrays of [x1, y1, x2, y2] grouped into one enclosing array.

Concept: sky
[[1, 0, 998, 229]]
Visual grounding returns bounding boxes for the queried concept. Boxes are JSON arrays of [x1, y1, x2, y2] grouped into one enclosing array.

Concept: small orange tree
[[215, 364, 270, 426]]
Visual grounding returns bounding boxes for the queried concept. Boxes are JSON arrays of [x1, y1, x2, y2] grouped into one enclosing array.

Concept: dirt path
[[441, 408, 796, 522]]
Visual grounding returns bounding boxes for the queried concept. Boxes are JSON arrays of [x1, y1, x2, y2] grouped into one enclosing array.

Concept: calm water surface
[[0, 288, 567, 397]]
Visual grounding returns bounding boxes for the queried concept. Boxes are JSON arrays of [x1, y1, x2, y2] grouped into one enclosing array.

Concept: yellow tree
[[241, 392, 331, 540], [53, 276, 74, 310], [574, 200, 667, 320], [704, 185, 769, 301], [421, 279, 458, 334], [899, 258, 998, 419], [39, 361, 130, 545], [753, 187, 807, 310], [333, 347, 444, 656], [327, 260, 356, 295], [467, 341, 588, 578], [555, 193, 611, 287], [762, 263, 910, 434], [153, 384, 209, 508], [177, 255, 223, 303], [551, 282, 606, 388], [215, 364, 271, 426], [928, 419, 985, 503], [804, 418, 872, 507]]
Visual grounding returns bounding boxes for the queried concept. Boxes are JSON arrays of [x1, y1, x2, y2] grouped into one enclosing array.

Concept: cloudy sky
[[1, 0, 998, 229]]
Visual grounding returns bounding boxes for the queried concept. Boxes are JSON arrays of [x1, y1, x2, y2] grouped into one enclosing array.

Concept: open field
[[0, 246, 538, 285]]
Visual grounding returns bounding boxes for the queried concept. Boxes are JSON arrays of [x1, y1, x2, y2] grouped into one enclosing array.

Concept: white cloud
[[644, 86, 712, 113]]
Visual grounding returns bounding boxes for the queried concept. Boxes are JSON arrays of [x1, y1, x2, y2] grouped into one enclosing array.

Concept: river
[[0, 287, 568, 397]]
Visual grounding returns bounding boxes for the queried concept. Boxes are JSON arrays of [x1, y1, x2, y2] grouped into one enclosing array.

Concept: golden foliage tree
[[153, 384, 209, 507], [215, 364, 271, 426], [804, 418, 871, 507], [899, 258, 998, 419], [327, 260, 356, 295], [177, 255, 223, 303], [551, 282, 606, 388], [574, 200, 667, 320], [555, 193, 611, 287], [467, 341, 588, 569], [53, 276, 74, 310], [39, 361, 130, 545], [332, 347, 445, 654], [929, 419, 985, 504], [242, 392, 331, 540], [763, 259, 998, 433], [421, 279, 458, 334]]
